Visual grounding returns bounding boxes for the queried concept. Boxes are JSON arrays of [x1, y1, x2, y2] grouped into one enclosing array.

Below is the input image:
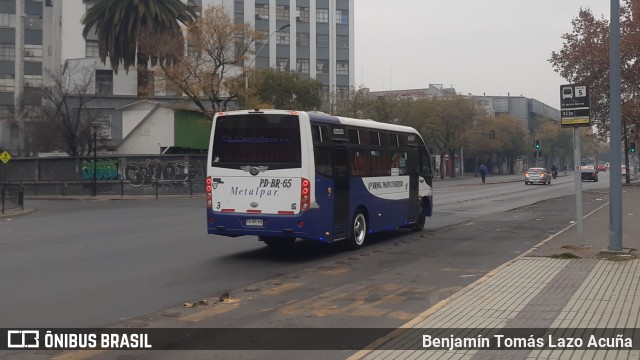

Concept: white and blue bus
[[205, 109, 433, 249]]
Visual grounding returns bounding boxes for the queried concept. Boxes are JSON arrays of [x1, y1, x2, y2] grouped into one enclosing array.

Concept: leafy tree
[[81, 0, 196, 98], [247, 69, 323, 110], [549, 2, 640, 145]]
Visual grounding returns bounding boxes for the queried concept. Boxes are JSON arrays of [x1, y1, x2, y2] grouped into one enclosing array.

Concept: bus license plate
[[246, 219, 263, 227]]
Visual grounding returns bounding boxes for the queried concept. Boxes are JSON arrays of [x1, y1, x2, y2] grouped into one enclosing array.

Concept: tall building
[[52, 0, 355, 101], [0, 0, 61, 155], [206, 0, 355, 101]]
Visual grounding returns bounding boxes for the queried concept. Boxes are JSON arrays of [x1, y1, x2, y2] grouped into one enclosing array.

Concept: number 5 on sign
[[575, 86, 587, 98]]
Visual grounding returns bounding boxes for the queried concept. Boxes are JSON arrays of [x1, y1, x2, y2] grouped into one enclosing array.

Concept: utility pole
[[92, 129, 97, 197]]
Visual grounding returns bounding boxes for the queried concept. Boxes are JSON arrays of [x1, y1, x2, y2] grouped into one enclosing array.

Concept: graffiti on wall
[[81, 159, 119, 180], [120, 159, 203, 188]]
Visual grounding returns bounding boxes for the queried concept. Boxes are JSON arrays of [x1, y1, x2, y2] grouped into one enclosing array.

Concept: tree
[[246, 69, 323, 110], [153, 6, 258, 114], [81, 0, 196, 98], [549, 2, 640, 144], [35, 63, 104, 156]]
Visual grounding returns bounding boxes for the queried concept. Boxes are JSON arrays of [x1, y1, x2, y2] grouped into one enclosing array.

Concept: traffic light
[[535, 139, 541, 149], [631, 141, 636, 153]]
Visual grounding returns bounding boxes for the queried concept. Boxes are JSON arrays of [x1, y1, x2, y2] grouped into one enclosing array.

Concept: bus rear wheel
[[346, 211, 367, 250], [259, 236, 295, 249], [411, 205, 426, 232]]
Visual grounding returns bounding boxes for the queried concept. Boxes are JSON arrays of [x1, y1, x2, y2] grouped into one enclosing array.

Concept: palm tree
[[81, 0, 196, 98]]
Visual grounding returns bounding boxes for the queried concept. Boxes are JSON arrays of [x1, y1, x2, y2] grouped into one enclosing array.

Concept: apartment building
[[213, 0, 355, 100]]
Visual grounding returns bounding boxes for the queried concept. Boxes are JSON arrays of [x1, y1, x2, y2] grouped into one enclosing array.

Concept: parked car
[[581, 165, 598, 181], [524, 167, 551, 185], [597, 164, 607, 172]]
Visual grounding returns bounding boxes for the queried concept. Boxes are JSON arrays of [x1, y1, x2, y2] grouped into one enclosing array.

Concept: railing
[[7, 179, 205, 199], [1, 183, 24, 214]]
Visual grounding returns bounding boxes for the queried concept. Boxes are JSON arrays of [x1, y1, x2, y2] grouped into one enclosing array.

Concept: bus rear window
[[211, 114, 302, 169]]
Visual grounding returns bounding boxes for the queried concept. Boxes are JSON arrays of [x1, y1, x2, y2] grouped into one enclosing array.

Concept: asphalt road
[[0, 172, 614, 359]]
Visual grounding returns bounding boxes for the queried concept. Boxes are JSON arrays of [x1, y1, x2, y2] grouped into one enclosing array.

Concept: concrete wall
[[1, 155, 207, 196]]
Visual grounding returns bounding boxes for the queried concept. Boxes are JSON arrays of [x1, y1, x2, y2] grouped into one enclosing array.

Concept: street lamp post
[[244, 23, 291, 90]]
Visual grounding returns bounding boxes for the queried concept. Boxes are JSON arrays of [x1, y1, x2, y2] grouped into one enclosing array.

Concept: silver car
[[525, 167, 551, 185]]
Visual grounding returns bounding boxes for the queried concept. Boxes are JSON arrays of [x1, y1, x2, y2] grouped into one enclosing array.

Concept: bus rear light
[[221, 209, 235, 212], [206, 176, 213, 208], [278, 211, 295, 215], [246, 209, 262, 213], [300, 178, 310, 211]]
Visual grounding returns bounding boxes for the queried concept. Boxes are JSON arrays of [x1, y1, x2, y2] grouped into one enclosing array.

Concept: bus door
[[332, 146, 350, 239], [407, 149, 420, 220]]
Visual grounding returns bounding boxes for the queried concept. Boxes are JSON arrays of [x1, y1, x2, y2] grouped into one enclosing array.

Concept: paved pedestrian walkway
[[349, 184, 640, 359]]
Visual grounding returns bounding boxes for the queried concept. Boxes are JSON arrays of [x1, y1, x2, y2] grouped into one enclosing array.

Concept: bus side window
[[370, 150, 390, 176], [391, 151, 408, 175], [350, 149, 371, 177], [314, 147, 333, 177]]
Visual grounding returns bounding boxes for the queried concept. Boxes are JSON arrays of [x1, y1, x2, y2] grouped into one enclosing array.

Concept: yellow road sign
[[0, 150, 12, 164]]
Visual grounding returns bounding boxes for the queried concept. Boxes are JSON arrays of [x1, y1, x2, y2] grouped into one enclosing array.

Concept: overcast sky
[[354, 0, 611, 109]]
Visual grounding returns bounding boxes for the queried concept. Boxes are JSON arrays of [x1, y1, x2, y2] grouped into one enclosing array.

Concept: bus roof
[[214, 109, 420, 135]]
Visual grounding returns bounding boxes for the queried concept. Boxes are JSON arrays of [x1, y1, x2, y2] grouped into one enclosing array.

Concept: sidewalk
[[350, 184, 640, 360]]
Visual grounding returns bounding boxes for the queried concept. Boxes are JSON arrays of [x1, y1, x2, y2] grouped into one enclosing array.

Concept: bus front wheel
[[259, 236, 295, 249], [346, 211, 367, 250]]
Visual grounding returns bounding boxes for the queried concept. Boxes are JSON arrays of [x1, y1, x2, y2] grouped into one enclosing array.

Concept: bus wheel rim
[[354, 214, 365, 245]]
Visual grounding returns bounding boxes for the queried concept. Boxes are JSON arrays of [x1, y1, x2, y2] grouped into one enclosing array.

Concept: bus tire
[[346, 210, 367, 250], [411, 205, 426, 232], [259, 236, 295, 249]]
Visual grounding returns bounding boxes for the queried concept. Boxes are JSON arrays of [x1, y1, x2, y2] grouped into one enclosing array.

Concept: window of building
[[336, 86, 349, 100], [296, 6, 309, 22], [296, 32, 309, 47], [336, 61, 349, 75], [9, 123, 19, 139], [276, 30, 290, 45], [297, 58, 309, 74], [316, 59, 329, 74], [317, 8, 329, 23], [0, 13, 16, 27], [276, 5, 289, 21], [317, 34, 329, 47], [0, 44, 15, 61], [276, 58, 289, 71], [255, 4, 268, 19], [85, 40, 99, 58], [45, 0, 53, 7], [92, 115, 112, 140], [95, 70, 113, 95], [336, 35, 349, 48], [336, 9, 349, 24]]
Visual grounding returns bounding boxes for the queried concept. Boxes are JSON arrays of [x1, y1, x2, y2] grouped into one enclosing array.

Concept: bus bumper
[[206, 209, 333, 243]]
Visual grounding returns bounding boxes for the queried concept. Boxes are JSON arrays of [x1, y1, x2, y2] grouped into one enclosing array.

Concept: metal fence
[[1, 183, 24, 214], [8, 179, 205, 199]]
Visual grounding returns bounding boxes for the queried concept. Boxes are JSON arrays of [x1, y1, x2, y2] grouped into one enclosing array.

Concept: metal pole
[[460, 146, 464, 178], [573, 128, 583, 243], [609, 0, 623, 251], [92, 130, 97, 197]]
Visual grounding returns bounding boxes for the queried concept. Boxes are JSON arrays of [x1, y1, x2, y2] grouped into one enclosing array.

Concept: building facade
[[204, 0, 355, 101], [368, 85, 561, 130], [1, 0, 355, 156]]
